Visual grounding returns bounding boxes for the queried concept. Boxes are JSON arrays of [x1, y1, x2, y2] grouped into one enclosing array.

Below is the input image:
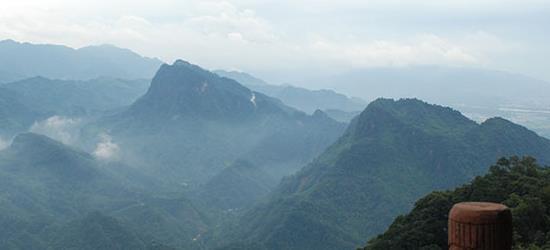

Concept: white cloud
[[306, 34, 479, 68], [227, 32, 246, 43], [0, 137, 10, 151], [30, 116, 81, 145], [0, 0, 548, 82], [93, 133, 120, 160]]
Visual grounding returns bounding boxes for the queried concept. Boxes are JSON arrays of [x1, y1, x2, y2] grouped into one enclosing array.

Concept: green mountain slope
[[0, 133, 137, 220], [110, 196, 210, 249], [0, 133, 206, 249], [45, 211, 151, 250], [224, 98, 550, 250], [194, 160, 277, 211], [364, 157, 550, 250]]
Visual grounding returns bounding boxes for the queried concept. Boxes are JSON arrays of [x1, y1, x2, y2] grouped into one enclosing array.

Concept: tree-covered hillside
[[220, 98, 550, 250], [364, 157, 550, 250], [0, 133, 207, 249], [193, 160, 277, 211]]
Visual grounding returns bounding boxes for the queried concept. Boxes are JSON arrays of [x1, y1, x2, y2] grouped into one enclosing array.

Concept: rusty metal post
[[448, 202, 512, 250]]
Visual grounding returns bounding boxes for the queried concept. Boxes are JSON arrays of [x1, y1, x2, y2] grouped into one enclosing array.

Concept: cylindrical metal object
[[448, 202, 512, 250]]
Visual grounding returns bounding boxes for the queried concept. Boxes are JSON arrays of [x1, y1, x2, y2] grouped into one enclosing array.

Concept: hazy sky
[[1, 0, 549, 83]]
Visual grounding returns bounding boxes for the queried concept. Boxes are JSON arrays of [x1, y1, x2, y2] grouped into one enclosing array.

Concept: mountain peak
[[5, 133, 98, 179], [475, 116, 546, 143], [0, 39, 18, 45], [312, 109, 332, 121], [130, 60, 283, 120], [9, 132, 94, 162], [352, 98, 477, 137], [10, 132, 64, 151], [173, 59, 192, 66], [481, 117, 515, 126]]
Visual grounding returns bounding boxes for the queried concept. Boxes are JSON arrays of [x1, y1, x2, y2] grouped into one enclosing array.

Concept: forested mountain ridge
[[220, 98, 550, 250]]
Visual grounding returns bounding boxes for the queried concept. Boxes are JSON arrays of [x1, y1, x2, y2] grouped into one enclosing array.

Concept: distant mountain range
[[0, 76, 149, 140], [0, 39, 162, 82], [221, 98, 550, 250], [215, 70, 367, 114], [2, 76, 149, 116], [313, 66, 550, 108], [213, 70, 269, 86]]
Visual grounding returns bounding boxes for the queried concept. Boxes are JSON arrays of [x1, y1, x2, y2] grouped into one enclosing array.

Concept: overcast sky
[[1, 0, 549, 83]]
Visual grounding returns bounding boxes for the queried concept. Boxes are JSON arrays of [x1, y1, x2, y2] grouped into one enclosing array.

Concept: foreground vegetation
[[364, 156, 550, 250]]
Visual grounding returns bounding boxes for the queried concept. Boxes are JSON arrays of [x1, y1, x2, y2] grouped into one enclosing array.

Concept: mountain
[[214, 70, 366, 113], [128, 60, 287, 120], [0, 133, 208, 249], [110, 196, 209, 250], [323, 109, 361, 123], [312, 66, 550, 138], [0, 133, 136, 219], [45, 211, 153, 250], [258, 85, 367, 114], [0, 39, 162, 81], [37, 211, 177, 250], [0, 88, 38, 138], [222, 98, 550, 250], [364, 157, 550, 250], [213, 70, 268, 86], [0, 133, 137, 249], [2, 76, 150, 116], [193, 160, 277, 211], [86, 60, 346, 186]]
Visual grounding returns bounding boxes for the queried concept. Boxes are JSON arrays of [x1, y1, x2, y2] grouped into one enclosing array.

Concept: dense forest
[[364, 156, 550, 250]]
